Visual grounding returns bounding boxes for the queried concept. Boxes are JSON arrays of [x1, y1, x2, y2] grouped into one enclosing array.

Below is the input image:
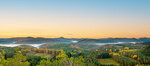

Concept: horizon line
[[0, 36, 150, 39]]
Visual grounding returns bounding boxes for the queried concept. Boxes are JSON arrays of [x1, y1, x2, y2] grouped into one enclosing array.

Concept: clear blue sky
[[0, 0, 150, 38]]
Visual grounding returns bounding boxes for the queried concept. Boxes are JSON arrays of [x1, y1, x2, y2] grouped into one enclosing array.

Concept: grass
[[27, 53, 52, 59], [99, 58, 119, 65], [34, 53, 52, 59]]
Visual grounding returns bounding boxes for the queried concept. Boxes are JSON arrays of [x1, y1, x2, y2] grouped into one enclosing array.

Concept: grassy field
[[99, 58, 119, 65], [27, 53, 53, 60], [34, 53, 52, 59]]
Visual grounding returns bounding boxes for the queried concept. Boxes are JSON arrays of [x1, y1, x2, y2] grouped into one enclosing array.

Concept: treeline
[[0, 44, 150, 66], [0, 47, 100, 66]]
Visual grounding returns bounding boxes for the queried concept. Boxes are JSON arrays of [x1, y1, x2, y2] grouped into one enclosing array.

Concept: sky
[[0, 0, 150, 38]]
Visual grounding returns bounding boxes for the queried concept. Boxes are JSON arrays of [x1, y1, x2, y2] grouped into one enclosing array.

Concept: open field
[[99, 58, 119, 65]]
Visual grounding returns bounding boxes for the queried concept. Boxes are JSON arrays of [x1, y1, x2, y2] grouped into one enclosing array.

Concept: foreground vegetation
[[0, 42, 150, 66]]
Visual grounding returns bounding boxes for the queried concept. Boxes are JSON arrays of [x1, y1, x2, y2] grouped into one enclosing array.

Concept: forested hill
[[0, 37, 150, 44], [0, 41, 150, 66]]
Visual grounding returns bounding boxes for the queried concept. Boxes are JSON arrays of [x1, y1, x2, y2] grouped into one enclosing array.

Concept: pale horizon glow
[[0, 0, 150, 38]]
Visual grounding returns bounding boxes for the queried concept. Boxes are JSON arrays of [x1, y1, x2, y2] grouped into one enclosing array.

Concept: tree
[[124, 47, 129, 50], [27, 55, 43, 66], [2, 53, 30, 66], [37, 59, 52, 66]]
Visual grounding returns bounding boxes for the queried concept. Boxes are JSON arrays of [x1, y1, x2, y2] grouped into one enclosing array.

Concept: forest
[[0, 42, 150, 66]]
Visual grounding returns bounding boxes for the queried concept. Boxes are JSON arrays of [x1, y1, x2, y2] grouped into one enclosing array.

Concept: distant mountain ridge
[[0, 37, 150, 44]]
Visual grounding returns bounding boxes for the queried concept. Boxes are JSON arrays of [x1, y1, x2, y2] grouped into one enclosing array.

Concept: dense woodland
[[0, 42, 150, 66]]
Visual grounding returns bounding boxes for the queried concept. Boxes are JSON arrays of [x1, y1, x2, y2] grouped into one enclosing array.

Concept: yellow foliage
[[96, 49, 99, 52], [109, 49, 112, 52], [124, 47, 129, 50], [133, 55, 137, 58], [119, 49, 123, 52], [18, 51, 22, 53], [105, 49, 107, 51], [56, 55, 59, 59], [73, 53, 76, 54], [116, 64, 120, 66], [56, 50, 68, 59], [109, 52, 113, 55], [109, 52, 120, 56], [113, 53, 120, 56], [79, 56, 84, 61], [135, 64, 138, 66]]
